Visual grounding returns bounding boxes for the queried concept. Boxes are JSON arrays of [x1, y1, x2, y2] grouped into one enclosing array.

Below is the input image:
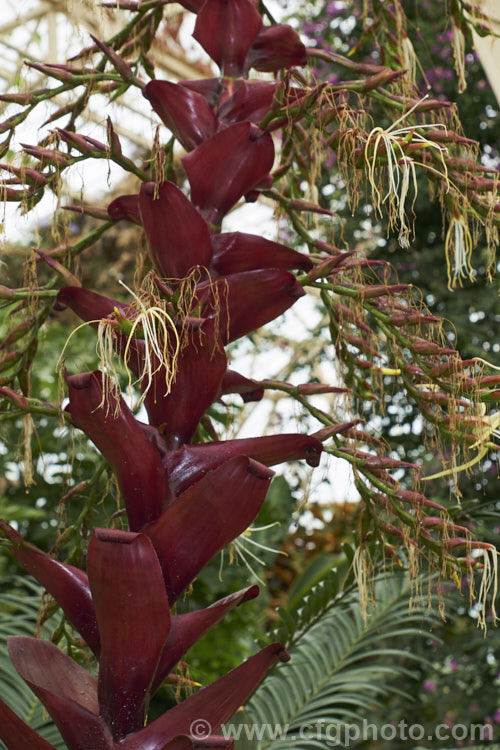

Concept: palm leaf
[[233, 571, 439, 750], [0, 576, 64, 749]]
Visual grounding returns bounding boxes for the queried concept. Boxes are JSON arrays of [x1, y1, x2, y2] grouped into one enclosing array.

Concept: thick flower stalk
[[0, 4, 321, 748]]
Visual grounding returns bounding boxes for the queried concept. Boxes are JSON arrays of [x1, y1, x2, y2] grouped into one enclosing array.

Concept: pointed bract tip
[[93, 527, 139, 544], [241, 584, 260, 603], [276, 645, 290, 662], [66, 370, 100, 390], [247, 458, 275, 481]]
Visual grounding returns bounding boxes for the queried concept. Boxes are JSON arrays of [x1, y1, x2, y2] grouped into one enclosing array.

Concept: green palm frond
[[235, 571, 439, 750], [0, 576, 64, 749]]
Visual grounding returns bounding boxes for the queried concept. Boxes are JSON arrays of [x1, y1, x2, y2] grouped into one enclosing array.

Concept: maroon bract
[[211, 232, 312, 275], [143, 78, 277, 147], [137, 180, 213, 278], [177, 0, 305, 77], [0, 525, 287, 750], [192, 0, 262, 77], [0, 521, 259, 678], [247, 25, 307, 72], [108, 181, 312, 280], [182, 122, 274, 226], [194, 269, 305, 342], [219, 369, 264, 402], [66, 371, 172, 530], [143, 80, 218, 151], [88, 530, 171, 738], [139, 319, 227, 447], [165, 434, 323, 495]]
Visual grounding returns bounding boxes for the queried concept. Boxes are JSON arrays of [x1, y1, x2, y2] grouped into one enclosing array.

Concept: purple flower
[[423, 680, 436, 692]]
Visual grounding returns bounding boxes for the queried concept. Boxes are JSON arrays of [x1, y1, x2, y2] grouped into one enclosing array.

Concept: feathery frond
[[236, 572, 438, 750], [0, 577, 64, 749]]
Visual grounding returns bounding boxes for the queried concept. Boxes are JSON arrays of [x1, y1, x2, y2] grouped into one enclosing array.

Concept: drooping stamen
[[118, 279, 181, 406], [445, 214, 475, 290]]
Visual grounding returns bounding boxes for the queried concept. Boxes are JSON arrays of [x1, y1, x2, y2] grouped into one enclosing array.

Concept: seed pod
[[57, 129, 95, 156], [297, 383, 349, 395], [33, 249, 81, 287], [2, 319, 32, 348], [90, 35, 134, 80], [107, 117, 122, 158], [63, 204, 110, 220], [0, 386, 29, 410], [388, 312, 441, 326], [21, 144, 69, 167], [0, 163, 47, 186]]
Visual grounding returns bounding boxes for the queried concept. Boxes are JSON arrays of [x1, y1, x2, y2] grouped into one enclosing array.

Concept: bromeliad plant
[[0, 0, 499, 747], [0, 5, 323, 747]]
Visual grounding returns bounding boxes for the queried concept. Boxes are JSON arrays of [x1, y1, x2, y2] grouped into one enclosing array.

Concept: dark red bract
[[0, 3, 314, 749]]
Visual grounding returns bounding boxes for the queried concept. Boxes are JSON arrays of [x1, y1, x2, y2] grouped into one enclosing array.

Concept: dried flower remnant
[[451, 15, 467, 94], [444, 214, 476, 289], [364, 98, 449, 248], [115, 279, 181, 406]]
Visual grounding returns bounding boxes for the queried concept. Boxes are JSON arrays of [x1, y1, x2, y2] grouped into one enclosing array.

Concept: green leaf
[[285, 555, 341, 613], [0, 577, 64, 749], [236, 571, 439, 750]]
